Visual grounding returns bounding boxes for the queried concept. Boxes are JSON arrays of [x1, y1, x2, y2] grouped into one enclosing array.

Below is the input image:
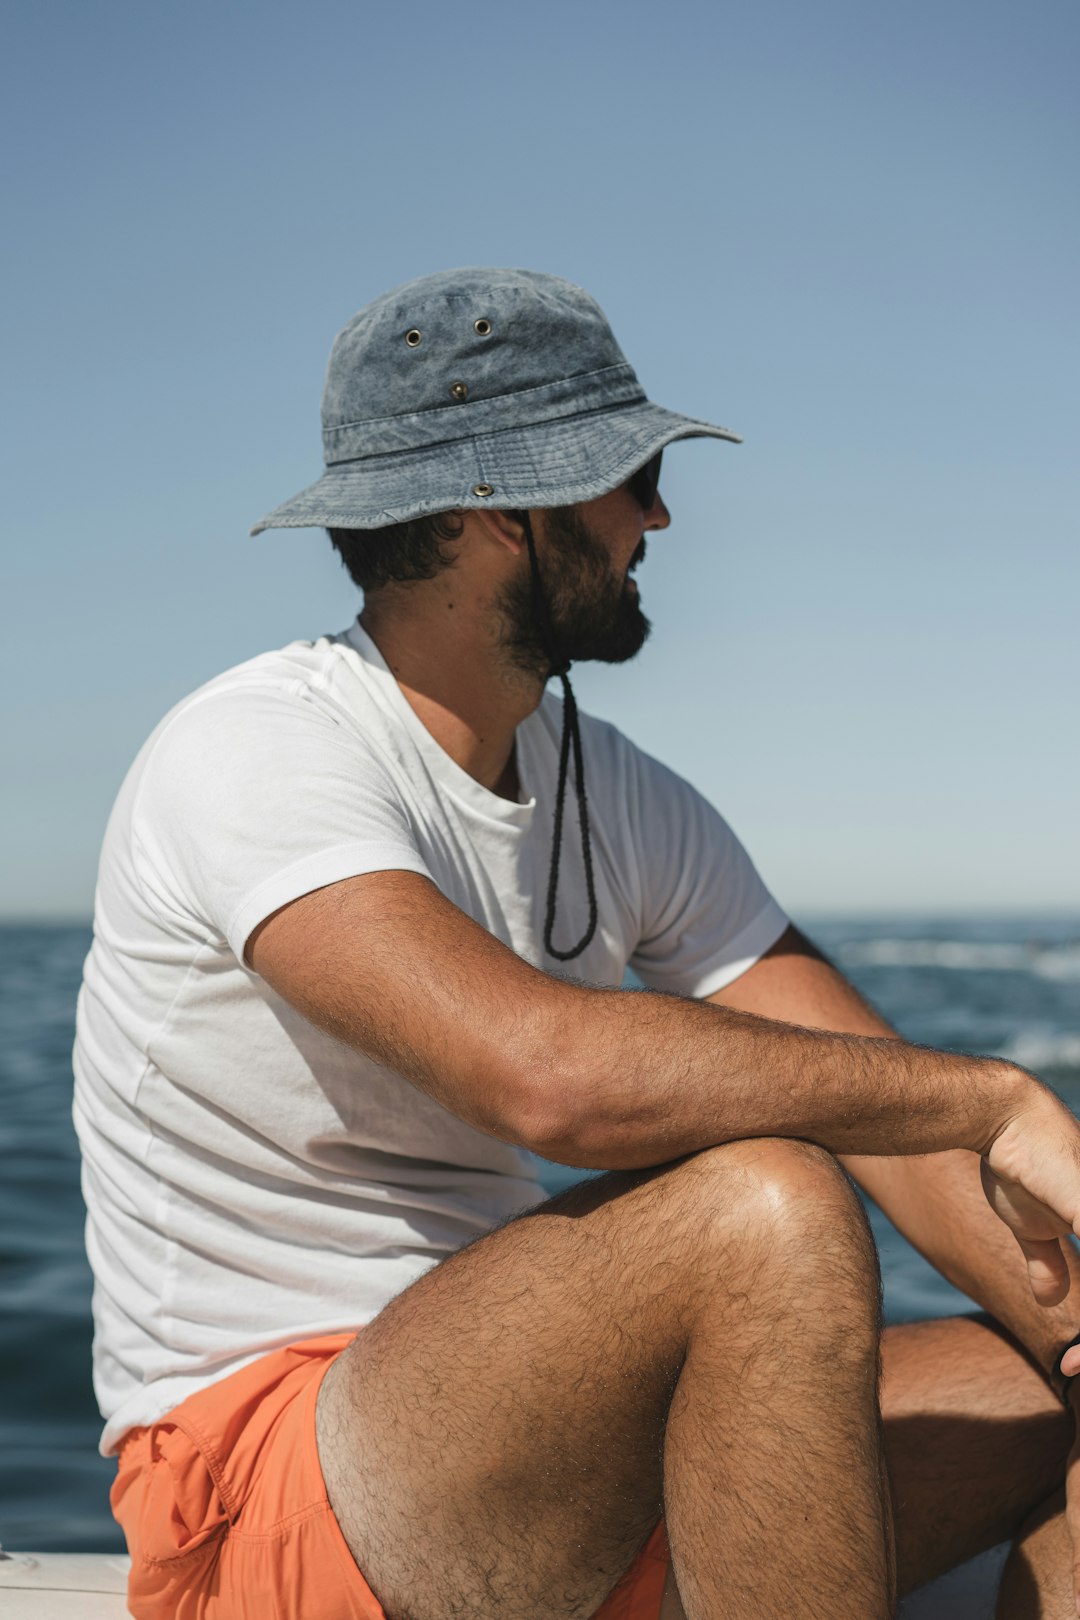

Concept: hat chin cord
[[519, 512, 599, 964]]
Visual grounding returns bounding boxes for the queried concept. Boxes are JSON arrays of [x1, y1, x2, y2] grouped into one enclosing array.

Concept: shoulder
[[531, 690, 698, 807], [139, 630, 370, 757], [531, 688, 653, 770], [112, 629, 398, 844], [171, 631, 363, 718]]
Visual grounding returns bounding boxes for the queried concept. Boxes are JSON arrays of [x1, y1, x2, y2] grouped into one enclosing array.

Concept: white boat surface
[[0, 1544, 1010, 1617]]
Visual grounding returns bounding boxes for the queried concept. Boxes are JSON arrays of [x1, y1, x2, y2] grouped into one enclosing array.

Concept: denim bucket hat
[[250, 267, 741, 534]]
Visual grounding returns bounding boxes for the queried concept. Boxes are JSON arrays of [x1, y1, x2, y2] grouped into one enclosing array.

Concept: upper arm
[[136, 684, 587, 1153], [247, 869, 575, 1151], [621, 742, 788, 1000], [132, 684, 432, 960]]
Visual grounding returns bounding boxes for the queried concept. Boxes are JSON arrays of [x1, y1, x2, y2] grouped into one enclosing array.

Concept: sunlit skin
[[359, 482, 670, 803], [251, 473, 1080, 1617]]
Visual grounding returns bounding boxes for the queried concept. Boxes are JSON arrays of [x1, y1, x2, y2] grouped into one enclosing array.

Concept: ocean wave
[[836, 939, 1080, 980], [998, 1032, 1080, 1071]]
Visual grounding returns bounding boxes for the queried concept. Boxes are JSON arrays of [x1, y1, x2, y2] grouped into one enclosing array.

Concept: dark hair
[[327, 512, 464, 592]]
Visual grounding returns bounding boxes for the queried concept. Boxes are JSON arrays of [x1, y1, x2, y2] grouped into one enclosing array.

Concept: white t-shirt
[[74, 622, 787, 1454]]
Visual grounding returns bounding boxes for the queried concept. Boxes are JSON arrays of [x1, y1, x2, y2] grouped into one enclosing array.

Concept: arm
[[248, 871, 1080, 1306], [711, 924, 1080, 1376]]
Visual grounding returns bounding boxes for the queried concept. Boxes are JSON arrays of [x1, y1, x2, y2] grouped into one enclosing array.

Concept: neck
[[359, 583, 546, 800]]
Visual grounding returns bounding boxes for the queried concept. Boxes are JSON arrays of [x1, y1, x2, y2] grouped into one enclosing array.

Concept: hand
[[980, 1088, 1080, 1305]]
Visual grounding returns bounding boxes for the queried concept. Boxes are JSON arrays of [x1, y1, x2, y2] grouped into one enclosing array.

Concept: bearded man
[[76, 268, 1080, 1620]]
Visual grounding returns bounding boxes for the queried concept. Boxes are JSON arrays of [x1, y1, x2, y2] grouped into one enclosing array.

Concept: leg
[[317, 1139, 890, 1620], [571, 1298, 1073, 1615], [996, 1491, 1071, 1618], [879, 1316, 1071, 1596], [658, 1314, 1076, 1620]]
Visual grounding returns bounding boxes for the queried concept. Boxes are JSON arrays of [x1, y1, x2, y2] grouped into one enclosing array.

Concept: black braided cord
[[1052, 1329, 1080, 1405], [520, 514, 599, 962]]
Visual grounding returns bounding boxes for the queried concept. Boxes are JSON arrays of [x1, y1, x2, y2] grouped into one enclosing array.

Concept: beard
[[496, 506, 652, 679]]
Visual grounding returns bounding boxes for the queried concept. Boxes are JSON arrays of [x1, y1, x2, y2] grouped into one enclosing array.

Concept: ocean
[[1, 916, 1078, 1554]]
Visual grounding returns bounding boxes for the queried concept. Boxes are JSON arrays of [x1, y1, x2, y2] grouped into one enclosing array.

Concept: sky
[[3, 0, 1078, 920]]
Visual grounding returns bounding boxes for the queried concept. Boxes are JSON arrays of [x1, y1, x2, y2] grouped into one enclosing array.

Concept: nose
[[645, 493, 671, 531]]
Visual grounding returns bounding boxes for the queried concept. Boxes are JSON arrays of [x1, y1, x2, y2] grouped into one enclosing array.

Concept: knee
[[667, 1138, 878, 1284], [726, 1136, 863, 1225]]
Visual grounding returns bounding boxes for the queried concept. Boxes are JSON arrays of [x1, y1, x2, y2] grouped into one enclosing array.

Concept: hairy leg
[[317, 1140, 889, 1620], [654, 1314, 1073, 1619], [880, 1316, 1071, 1597], [996, 1491, 1071, 1618]]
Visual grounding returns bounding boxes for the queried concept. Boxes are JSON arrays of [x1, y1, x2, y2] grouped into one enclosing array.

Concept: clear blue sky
[[3, 0, 1077, 920]]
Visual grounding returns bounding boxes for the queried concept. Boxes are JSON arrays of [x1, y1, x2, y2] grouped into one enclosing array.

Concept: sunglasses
[[626, 450, 663, 512]]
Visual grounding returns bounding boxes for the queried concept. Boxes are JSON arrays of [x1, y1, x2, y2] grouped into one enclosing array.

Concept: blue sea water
[[1, 917, 1078, 1553]]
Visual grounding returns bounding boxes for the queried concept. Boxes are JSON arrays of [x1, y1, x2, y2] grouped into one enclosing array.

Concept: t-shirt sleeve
[[625, 745, 788, 999], [129, 683, 432, 962]]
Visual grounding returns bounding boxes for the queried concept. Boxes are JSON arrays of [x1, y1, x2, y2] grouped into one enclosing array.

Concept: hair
[[327, 512, 465, 592]]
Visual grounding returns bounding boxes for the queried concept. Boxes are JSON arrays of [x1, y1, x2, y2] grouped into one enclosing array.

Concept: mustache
[[628, 538, 647, 572]]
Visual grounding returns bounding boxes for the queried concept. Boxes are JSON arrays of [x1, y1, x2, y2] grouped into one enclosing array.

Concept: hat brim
[[249, 400, 741, 535]]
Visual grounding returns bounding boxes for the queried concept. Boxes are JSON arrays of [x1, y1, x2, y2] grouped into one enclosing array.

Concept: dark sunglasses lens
[[629, 450, 663, 510]]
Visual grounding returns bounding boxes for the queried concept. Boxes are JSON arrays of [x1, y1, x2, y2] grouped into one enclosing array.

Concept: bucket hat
[[250, 267, 740, 534]]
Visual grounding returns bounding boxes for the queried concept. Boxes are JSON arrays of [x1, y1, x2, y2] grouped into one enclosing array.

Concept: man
[[76, 267, 1080, 1619]]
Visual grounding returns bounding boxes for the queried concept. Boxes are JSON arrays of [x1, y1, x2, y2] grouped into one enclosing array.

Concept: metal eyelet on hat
[[404, 328, 422, 347], [450, 382, 468, 401], [472, 483, 494, 497], [474, 318, 492, 336]]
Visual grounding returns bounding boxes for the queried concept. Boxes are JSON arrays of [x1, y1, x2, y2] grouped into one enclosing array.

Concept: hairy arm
[[713, 924, 1080, 1374], [248, 871, 1080, 1308]]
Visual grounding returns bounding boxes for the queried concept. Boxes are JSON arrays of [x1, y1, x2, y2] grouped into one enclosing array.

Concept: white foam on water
[[1033, 948, 1080, 982], [838, 940, 1080, 979], [999, 1032, 1080, 1070]]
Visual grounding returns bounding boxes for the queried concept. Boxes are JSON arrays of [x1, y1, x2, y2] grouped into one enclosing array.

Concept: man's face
[[496, 482, 670, 675]]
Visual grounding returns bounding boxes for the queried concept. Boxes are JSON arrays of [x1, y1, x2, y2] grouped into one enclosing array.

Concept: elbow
[[489, 988, 639, 1170], [519, 1104, 645, 1172], [516, 1110, 599, 1170], [505, 1052, 625, 1170], [497, 1026, 600, 1167], [504, 1059, 589, 1165]]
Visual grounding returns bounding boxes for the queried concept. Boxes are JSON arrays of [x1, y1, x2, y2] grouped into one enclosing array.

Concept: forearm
[[252, 879, 1050, 1189], [532, 989, 1027, 1169]]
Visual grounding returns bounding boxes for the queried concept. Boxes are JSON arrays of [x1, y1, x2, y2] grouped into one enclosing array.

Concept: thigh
[[881, 1315, 1072, 1595], [317, 1166, 683, 1620], [316, 1140, 867, 1620]]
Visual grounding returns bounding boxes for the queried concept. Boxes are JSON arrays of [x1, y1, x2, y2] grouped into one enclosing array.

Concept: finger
[[1017, 1235, 1071, 1305], [1063, 1346, 1080, 1380]]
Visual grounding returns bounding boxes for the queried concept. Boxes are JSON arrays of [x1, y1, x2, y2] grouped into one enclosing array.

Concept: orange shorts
[[112, 1333, 671, 1620]]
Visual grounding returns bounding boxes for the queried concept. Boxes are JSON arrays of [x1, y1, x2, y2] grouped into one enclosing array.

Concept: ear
[[469, 506, 528, 558]]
